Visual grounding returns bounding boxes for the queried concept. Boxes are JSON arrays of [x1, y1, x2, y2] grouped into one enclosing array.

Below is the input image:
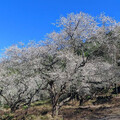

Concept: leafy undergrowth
[[0, 95, 120, 120]]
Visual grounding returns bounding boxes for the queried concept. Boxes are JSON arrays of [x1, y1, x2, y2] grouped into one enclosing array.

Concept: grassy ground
[[0, 94, 120, 120]]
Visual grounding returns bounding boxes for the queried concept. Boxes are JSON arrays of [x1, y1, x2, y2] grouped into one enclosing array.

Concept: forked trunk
[[52, 104, 60, 117]]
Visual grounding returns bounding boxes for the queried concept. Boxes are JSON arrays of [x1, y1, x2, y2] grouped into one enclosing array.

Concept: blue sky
[[0, 0, 120, 53]]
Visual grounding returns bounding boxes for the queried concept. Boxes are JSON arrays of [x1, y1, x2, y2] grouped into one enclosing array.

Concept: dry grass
[[0, 95, 120, 120]]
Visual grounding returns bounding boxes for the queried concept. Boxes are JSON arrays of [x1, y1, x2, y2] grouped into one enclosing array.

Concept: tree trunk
[[79, 98, 84, 106], [52, 104, 59, 117], [51, 97, 71, 117]]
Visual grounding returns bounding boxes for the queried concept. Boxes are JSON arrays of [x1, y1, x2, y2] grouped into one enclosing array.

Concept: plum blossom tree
[[0, 43, 47, 112], [40, 12, 99, 116], [0, 12, 120, 118]]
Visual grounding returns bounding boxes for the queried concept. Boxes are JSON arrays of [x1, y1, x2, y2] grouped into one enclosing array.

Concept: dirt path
[[97, 115, 120, 120], [62, 105, 120, 120], [61, 97, 120, 120]]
